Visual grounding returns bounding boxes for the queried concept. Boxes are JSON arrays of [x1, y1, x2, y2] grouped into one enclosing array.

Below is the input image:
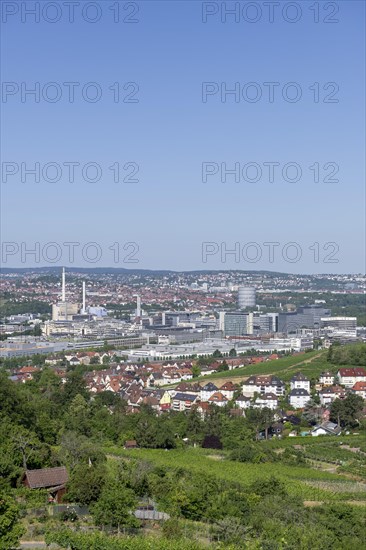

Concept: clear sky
[[1, 0, 365, 273]]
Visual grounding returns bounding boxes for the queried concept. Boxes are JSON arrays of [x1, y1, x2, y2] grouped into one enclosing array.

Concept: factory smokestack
[[82, 281, 86, 313], [62, 267, 66, 302], [133, 294, 141, 318]]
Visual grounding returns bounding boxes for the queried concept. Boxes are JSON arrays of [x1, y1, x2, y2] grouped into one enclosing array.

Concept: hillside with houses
[[0, 343, 365, 549]]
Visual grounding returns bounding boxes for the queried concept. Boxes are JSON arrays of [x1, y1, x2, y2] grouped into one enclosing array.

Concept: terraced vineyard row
[[108, 446, 366, 503]]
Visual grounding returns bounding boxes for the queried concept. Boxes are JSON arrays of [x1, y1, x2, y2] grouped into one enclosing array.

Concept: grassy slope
[[166, 351, 336, 387], [106, 442, 366, 503]]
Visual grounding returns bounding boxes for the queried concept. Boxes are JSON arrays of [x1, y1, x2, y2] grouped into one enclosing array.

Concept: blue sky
[[1, 0, 365, 273]]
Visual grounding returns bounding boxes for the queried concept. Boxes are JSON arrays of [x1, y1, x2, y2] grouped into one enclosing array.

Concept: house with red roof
[[219, 381, 237, 400], [338, 368, 366, 388], [208, 392, 228, 408], [351, 381, 366, 399]]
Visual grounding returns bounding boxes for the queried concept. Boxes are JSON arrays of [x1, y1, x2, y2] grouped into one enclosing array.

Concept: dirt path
[[340, 445, 366, 456], [20, 543, 59, 549]]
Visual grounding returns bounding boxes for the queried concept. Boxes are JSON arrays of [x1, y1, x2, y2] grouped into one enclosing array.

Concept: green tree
[[218, 360, 229, 372], [33, 324, 42, 336], [10, 426, 43, 470], [91, 481, 138, 532], [62, 371, 89, 404], [59, 431, 106, 470], [65, 394, 91, 436], [204, 407, 222, 438], [186, 409, 203, 444], [191, 365, 201, 378], [135, 416, 158, 448], [0, 492, 25, 549], [330, 393, 364, 428], [67, 463, 106, 505], [246, 408, 274, 440]]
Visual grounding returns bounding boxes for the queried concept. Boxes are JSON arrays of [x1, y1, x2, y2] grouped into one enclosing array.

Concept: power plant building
[[238, 286, 256, 309]]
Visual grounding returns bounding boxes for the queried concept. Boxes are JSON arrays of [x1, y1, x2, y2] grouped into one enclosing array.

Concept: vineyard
[[108, 440, 366, 504], [176, 351, 346, 388]]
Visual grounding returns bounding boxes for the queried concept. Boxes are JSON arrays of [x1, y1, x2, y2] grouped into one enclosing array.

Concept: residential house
[[319, 371, 335, 386], [142, 395, 160, 411], [150, 372, 165, 387], [174, 382, 193, 393], [219, 381, 237, 400], [16, 365, 40, 382], [195, 401, 211, 418], [127, 389, 143, 408], [253, 393, 279, 410], [319, 385, 346, 406], [311, 421, 341, 436], [162, 371, 182, 385], [172, 392, 199, 412], [242, 375, 285, 398], [289, 388, 311, 409], [351, 381, 366, 399], [177, 368, 193, 381], [208, 392, 228, 408], [200, 382, 219, 402], [157, 390, 172, 411], [338, 368, 366, 388], [234, 395, 251, 410], [290, 373, 310, 393], [45, 355, 61, 365]]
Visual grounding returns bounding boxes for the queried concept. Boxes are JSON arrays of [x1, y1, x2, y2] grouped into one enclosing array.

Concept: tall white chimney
[[62, 267, 66, 302], [82, 281, 86, 313]]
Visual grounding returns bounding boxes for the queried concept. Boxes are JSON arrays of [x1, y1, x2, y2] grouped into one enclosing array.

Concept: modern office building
[[222, 311, 250, 337], [278, 305, 331, 334], [320, 317, 357, 330], [252, 314, 273, 334]]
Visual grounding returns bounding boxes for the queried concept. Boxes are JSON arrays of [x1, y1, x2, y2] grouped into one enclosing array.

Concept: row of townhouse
[[171, 382, 282, 413], [337, 368, 366, 388], [318, 368, 366, 388], [167, 380, 239, 411], [241, 375, 286, 398], [317, 368, 366, 405]]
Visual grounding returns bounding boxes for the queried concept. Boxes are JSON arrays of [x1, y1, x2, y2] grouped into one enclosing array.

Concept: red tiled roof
[[208, 392, 228, 402], [339, 368, 366, 377], [352, 381, 366, 391]]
